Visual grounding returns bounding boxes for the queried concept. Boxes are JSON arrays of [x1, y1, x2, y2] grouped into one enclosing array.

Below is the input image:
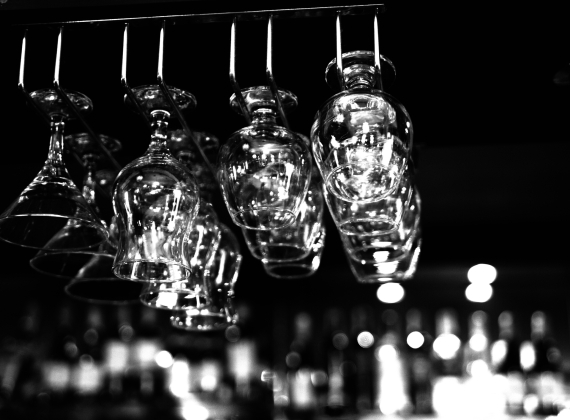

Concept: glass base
[[139, 286, 204, 310], [65, 279, 142, 305], [0, 214, 107, 251], [30, 251, 114, 280], [337, 217, 398, 236], [113, 260, 191, 282], [326, 162, 398, 203], [345, 245, 408, 264], [231, 208, 297, 230], [248, 244, 310, 263], [263, 262, 317, 279], [171, 309, 235, 332]]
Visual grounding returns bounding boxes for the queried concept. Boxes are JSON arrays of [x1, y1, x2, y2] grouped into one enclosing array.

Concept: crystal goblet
[[170, 224, 242, 331], [0, 89, 108, 250], [340, 188, 421, 264], [346, 227, 422, 284], [311, 51, 412, 203], [325, 163, 414, 236], [262, 224, 326, 279], [29, 133, 121, 278], [112, 85, 200, 283], [218, 86, 312, 230], [241, 163, 323, 263], [139, 202, 221, 310]]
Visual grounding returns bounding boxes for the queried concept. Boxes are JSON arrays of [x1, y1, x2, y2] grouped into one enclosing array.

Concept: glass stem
[[82, 158, 102, 216], [146, 110, 171, 155], [37, 116, 71, 179]]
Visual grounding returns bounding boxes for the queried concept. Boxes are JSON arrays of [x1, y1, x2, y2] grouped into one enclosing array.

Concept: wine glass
[[139, 202, 221, 310], [345, 227, 422, 283], [241, 163, 324, 263], [112, 85, 200, 283], [311, 51, 412, 203], [167, 128, 220, 200], [171, 224, 242, 331], [262, 224, 326, 279], [63, 256, 143, 305], [325, 163, 414, 237], [0, 89, 109, 250], [340, 188, 421, 264], [29, 133, 121, 278], [217, 86, 312, 230]]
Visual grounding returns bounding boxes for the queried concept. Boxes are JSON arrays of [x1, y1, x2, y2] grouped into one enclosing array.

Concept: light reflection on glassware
[[0, 89, 108, 250], [311, 51, 412, 204], [262, 225, 326, 279], [112, 85, 200, 283], [171, 224, 242, 331], [218, 86, 311, 230], [325, 164, 414, 236], [242, 162, 323, 264]]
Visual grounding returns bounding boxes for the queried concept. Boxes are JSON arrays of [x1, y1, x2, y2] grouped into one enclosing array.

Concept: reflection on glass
[[171, 224, 242, 331], [262, 225, 326, 279], [0, 89, 108, 250], [113, 85, 200, 283], [325, 164, 414, 236], [311, 51, 412, 204], [218, 86, 311, 230]]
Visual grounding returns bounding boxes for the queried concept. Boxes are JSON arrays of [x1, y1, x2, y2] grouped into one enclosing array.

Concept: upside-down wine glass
[[343, 189, 422, 283], [311, 51, 412, 203], [29, 133, 121, 278], [241, 146, 324, 263], [112, 85, 200, 282], [262, 224, 326, 279], [139, 201, 221, 310], [171, 223, 242, 331], [218, 86, 312, 230], [326, 161, 414, 237], [0, 89, 109, 250]]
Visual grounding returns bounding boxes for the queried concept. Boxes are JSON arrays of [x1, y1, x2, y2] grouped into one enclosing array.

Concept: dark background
[[0, 0, 569, 360]]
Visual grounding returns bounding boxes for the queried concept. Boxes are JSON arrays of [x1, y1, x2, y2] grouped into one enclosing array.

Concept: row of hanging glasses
[[0, 5, 421, 332]]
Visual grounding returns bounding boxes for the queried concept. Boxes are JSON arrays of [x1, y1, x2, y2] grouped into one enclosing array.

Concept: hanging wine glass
[[241, 157, 324, 263], [217, 86, 312, 230], [29, 133, 121, 278], [325, 162, 414, 236], [112, 85, 200, 283], [0, 89, 109, 250], [262, 224, 326, 279], [311, 51, 412, 203], [171, 224, 242, 331], [167, 129, 220, 202], [139, 201, 221, 310], [341, 188, 421, 264], [345, 226, 422, 284]]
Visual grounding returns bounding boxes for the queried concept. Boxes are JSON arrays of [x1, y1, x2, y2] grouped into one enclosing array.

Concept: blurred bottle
[[323, 308, 351, 417], [404, 308, 433, 415], [0, 301, 41, 405], [71, 305, 105, 399], [130, 306, 164, 399], [284, 312, 318, 420], [102, 306, 131, 401], [461, 310, 504, 417], [431, 308, 462, 417], [349, 306, 375, 414], [374, 309, 410, 416], [489, 311, 524, 416], [522, 311, 564, 416], [39, 304, 78, 407]]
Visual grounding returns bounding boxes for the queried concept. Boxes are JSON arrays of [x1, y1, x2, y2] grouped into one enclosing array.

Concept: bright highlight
[[377, 283, 405, 303], [467, 264, 497, 284]]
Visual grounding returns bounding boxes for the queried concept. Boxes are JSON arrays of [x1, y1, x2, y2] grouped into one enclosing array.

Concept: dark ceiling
[[0, 0, 569, 330]]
